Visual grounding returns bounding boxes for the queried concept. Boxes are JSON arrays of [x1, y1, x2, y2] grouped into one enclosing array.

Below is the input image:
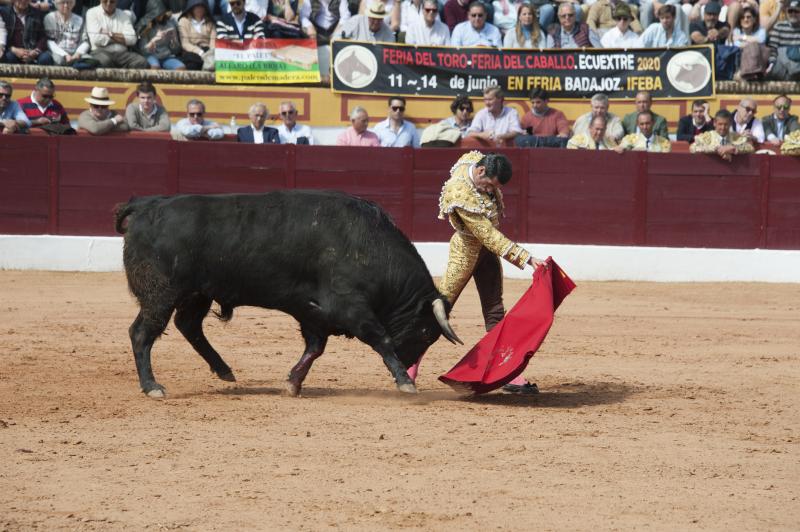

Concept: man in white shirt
[[172, 99, 225, 141], [373, 96, 421, 147], [84, 0, 148, 68], [276, 101, 315, 145], [731, 97, 766, 144], [451, 1, 501, 47], [600, 3, 641, 48], [405, 0, 451, 45], [466, 85, 523, 147]]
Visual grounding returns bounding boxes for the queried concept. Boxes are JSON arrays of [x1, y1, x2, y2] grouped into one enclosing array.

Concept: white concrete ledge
[[2, 235, 800, 283]]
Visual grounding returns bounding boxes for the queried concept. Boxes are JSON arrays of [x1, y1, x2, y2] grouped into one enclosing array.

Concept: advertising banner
[[331, 41, 715, 99], [216, 38, 320, 84]]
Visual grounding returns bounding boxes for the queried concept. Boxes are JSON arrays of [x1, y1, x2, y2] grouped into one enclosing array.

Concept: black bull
[[114, 191, 462, 398]]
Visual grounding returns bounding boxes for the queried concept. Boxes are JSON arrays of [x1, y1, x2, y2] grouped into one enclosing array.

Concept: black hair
[[477, 153, 512, 185], [529, 87, 549, 101], [450, 94, 473, 114], [714, 109, 733, 121], [388, 95, 406, 106]]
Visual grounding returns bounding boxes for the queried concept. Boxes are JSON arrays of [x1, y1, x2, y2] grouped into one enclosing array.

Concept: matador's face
[[472, 165, 500, 195]]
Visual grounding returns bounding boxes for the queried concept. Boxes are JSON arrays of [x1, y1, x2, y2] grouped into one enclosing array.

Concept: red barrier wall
[[2, 135, 800, 249]]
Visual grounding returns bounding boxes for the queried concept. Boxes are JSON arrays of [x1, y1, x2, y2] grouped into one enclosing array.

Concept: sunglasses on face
[[0, 93, 10, 99], [391, 106, 405, 112], [776, 104, 791, 110], [459, 106, 472, 112], [280, 110, 296, 116], [188, 112, 204, 117], [424, 7, 437, 12], [90, 104, 109, 109], [469, 12, 485, 17], [742, 106, 756, 113], [39, 93, 54, 100]]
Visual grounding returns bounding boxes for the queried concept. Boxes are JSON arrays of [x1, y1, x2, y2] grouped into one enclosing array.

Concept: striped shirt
[[17, 94, 70, 125], [767, 21, 800, 62]]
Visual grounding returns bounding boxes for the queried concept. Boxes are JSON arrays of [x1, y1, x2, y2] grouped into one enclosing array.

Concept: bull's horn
[[432, 299, 463, 345]]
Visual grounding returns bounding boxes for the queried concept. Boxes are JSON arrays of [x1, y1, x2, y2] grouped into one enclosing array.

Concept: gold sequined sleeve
[[690, 132, 716, 153], [454, 208, 530, 269]]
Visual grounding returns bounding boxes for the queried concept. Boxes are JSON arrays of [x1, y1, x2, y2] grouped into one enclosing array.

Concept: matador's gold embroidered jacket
[[780, 130, 800, 156], [690, 130, 754, 154], [436, 151, 530, 304]]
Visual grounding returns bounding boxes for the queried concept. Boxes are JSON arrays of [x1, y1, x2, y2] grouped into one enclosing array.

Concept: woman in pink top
[[336, 106, 380, 146]]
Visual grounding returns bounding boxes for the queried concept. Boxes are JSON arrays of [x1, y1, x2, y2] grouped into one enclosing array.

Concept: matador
[[411, 151, 545, 394]]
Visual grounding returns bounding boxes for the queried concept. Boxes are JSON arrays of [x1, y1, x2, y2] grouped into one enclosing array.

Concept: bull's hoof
[[145, 387, 166, 399], [397, 383, 418, 394], [284, 380, 302, 397], [217, 371, 236, 382]]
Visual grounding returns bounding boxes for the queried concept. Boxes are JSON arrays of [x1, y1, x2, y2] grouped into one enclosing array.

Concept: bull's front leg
[[369, 336, 417, 394]]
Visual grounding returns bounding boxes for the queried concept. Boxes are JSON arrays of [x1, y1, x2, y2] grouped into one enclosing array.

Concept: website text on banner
[[331, 41, 715, 100], [215, 38, 320, 84]]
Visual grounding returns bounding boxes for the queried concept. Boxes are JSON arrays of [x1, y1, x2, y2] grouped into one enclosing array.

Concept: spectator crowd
[[1, 0, 800, 80], [3, 76, 800, 157]]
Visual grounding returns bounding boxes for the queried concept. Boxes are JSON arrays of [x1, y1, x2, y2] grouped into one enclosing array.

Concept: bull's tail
[[113, 200, 136, 234]]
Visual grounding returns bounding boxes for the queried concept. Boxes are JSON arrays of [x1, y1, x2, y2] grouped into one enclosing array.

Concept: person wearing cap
[[171, 99, 224, 141], [600, 2, 641, 47], [637, 4, 688, 47], [334, 0, 395, 42], [765, 0, 800, 80], [450, 1, 501, 47], [690, 1, 730, 45], [615, 111, 672, 153], [84, 0, 149, 68], [690, 109, 754, 161], [622, 91, 668, 137], [77, 87, 130, 135], [587, 0, 643, 38]]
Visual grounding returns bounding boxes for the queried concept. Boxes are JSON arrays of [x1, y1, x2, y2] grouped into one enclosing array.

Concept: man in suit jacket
[[763, 94, 800, 146], [237, 102, 280, 144], [677, 100, 713, 143]]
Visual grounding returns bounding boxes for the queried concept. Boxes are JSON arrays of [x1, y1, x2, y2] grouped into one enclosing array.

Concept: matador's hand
[[528, 256, 548, 269]]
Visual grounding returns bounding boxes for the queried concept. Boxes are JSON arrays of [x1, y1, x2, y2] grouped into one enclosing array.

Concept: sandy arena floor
[[0, 271, 798, 531]]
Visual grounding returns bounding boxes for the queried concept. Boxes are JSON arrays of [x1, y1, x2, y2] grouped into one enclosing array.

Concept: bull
[[114, 190, 462, 398]]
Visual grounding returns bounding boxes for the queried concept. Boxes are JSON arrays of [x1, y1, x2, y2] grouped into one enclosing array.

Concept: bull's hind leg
[[285, 326, 327, 397], [174, 294, 235, 382], [129, 307, 173, 398]]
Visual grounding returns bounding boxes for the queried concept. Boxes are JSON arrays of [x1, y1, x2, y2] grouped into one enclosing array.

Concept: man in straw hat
[[77, 87, 130, 135], [334, 0, 395, 42]]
